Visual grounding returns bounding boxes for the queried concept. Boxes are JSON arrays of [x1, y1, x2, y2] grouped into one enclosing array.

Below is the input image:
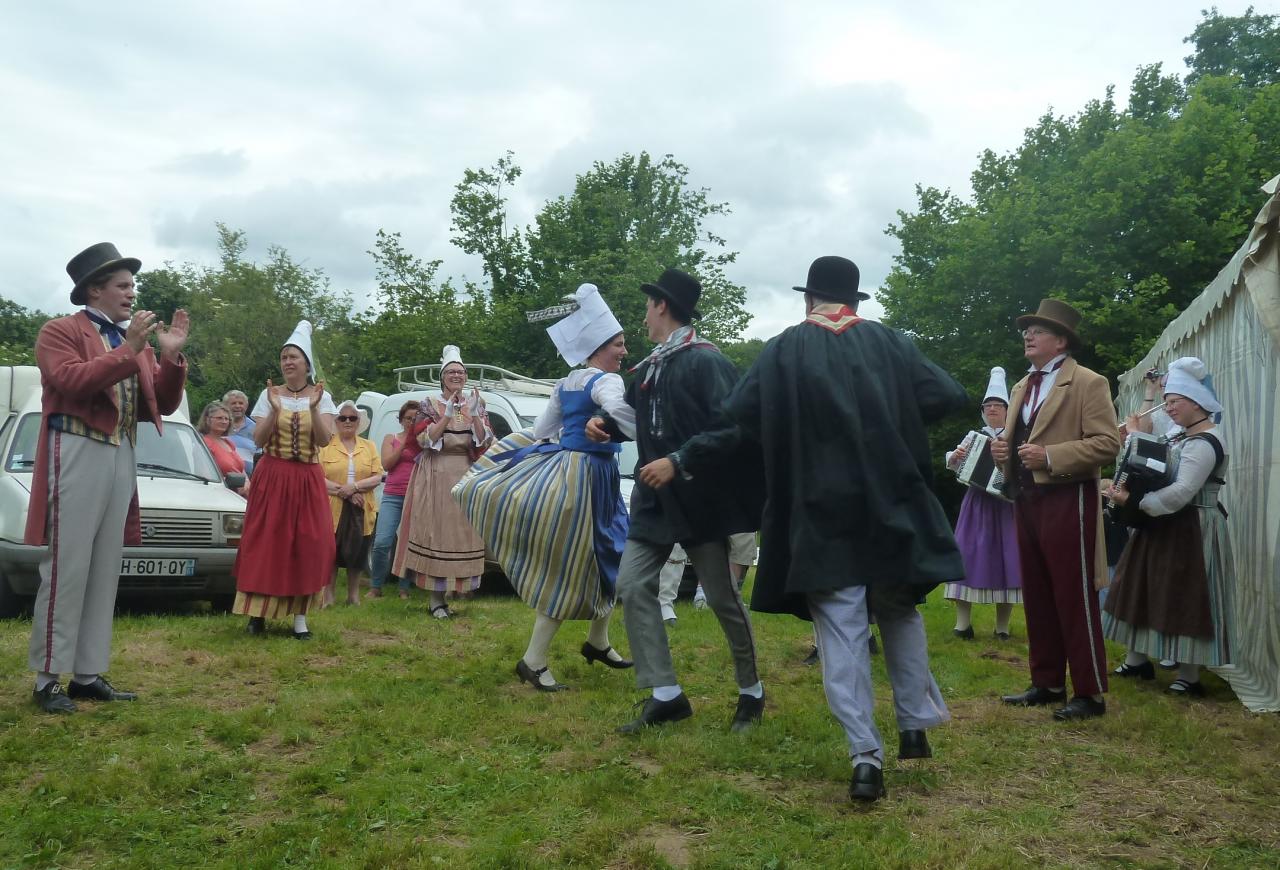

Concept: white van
[[0, 366, 248, 616]]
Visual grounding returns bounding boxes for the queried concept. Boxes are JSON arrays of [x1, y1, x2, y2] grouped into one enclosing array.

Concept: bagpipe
[[953, 430, 1011, 501], [1105, 431, 1177, 528]]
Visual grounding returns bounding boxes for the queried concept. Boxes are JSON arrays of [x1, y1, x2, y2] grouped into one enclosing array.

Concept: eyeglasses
[[337, 415, 359, 422], [1021, 327, 1055, 339]]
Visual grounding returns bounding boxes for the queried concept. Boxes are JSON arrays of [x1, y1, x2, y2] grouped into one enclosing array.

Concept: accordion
[[1105, 432, 1176, 528], [955, 431, 1010, 501]]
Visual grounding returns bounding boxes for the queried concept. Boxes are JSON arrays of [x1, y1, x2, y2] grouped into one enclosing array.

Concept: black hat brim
[[641, 283, 702, 320], [793, 285, 870, 302], [70, 257, 142, 305]]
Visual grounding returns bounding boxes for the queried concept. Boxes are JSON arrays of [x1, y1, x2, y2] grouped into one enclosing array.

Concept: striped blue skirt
[[452, 430, 627, 621]]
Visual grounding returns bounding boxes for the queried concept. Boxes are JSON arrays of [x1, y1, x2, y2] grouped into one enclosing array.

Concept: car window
[[5, 413, 38, 472], [489, 411, 513, 440], [3, 413, 220, 482], [137, 423, 222, 482]]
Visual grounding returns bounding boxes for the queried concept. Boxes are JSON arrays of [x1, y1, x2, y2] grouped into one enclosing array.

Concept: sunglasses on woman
[[337, 414, 359, 422]]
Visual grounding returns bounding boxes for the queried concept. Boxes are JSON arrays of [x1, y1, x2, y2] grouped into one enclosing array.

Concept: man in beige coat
[[990, 299, 1120, 721]]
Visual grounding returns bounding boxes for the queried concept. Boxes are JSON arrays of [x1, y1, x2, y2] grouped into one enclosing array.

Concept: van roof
[[395, 363, 555, 398], [1, 364, 191, 421]]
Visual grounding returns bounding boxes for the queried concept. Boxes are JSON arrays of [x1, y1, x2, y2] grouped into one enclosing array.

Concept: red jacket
[[23, 312, 188, 546]]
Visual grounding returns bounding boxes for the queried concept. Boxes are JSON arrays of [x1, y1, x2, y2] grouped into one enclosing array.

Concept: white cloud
[[0, 0, 1213, 349]]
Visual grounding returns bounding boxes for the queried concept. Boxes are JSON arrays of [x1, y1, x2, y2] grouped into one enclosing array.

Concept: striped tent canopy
[[1117, 173, 1280, 713]]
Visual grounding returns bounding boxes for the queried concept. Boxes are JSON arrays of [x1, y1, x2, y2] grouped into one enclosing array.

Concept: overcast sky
[[2, 1, 1264, 341]]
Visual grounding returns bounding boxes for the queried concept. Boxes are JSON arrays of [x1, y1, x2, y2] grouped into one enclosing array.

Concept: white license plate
[[120, 558, 196, 577]]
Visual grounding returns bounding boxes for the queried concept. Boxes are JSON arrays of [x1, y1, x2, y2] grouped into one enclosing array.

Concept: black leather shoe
[[897, 729, 931, 759], [1166, 678, 1205, 697], [67, 676, 137, 702], [1052, 696, 1106, 721], [292, 630, 312, 641], [516, 659, 568, 692], [849, 762, 886, 802], [1001, 686, 1067, 706], [581, 642, 633, 669], [993, 630, 1012, 641], [617, 693, 693, 734], [33, 682, 77, 714], [868, 633, 879, 656], [730, 692, 765, 733], [802, 646, 820, 666], [953, 626, 975, 640], [1113, 660, 1155, 680], [246, 616, 265, 636]]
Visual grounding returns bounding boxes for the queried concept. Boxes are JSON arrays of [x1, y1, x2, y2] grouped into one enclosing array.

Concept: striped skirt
[[453, 431, 627, 621]]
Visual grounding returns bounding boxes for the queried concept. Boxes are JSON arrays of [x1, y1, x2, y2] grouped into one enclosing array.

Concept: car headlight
[[222, 514, 244, 535]]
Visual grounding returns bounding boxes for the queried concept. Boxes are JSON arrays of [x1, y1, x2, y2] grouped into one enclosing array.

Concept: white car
[[0, 366, 247, 616]]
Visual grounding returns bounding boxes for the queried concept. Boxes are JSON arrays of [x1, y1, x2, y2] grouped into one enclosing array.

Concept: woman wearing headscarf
[[1103, 357, 1234, 697], [454, 284, 634, 690], [233, 320, 337, 639], [942, 366, 1022, 640], [393, 346, 494, 618], [318, 400, 383, 606]]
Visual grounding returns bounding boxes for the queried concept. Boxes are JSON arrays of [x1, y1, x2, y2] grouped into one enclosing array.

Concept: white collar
[[84, 305, 125, 327], [1027, 353, 1068, 374]]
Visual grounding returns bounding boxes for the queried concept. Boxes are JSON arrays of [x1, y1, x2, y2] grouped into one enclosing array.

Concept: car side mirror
[[224, 472, 246, 491]]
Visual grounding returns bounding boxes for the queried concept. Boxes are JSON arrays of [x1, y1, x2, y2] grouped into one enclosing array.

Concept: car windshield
[[5, 412, 221, 482]]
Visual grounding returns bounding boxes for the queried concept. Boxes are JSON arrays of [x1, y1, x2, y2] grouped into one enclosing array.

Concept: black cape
[[681, 316, 968, 618], [618, 344, 763, 547]]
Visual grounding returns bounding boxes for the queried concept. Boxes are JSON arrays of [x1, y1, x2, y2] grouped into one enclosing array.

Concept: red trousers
[[1014, 481, 1109, 697]]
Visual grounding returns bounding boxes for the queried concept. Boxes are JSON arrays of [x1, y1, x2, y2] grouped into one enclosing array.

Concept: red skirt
[[234, 455, 335, 597]]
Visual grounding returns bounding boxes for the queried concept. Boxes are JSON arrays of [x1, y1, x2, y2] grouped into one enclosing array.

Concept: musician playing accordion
[[1102, 357, 1234, 698], [943, 366, 1023, 641]]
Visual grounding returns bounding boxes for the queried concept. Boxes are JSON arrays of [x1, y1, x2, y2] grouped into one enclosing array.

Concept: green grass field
[[1, 576, 1277, 869]]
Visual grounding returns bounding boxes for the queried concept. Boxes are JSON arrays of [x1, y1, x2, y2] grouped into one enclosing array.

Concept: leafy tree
[[1185, 5, 1280, 89], [881, 9, 1280, 511], [0, 297, 48, 366], [174, 225, 354, 412]]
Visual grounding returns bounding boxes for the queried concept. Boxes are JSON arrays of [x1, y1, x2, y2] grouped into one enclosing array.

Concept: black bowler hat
[[793, 255, 869, 304], [641, 268, 702, 320], [67, 242, 142, 305]]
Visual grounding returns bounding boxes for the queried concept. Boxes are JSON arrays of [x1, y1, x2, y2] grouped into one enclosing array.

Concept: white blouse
[[250, 388, 338, 419], [533, 368, 636, 440]]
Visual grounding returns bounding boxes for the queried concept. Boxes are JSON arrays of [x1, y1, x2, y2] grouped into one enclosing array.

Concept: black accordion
[[954, 431, 1011, 501], [1105, 432, 1176, 528]]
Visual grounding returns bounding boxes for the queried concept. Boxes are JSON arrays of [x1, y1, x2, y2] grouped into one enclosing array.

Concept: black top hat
[[793, 255, 868, 304], [1016, 299, 1082, 351], [67, 242, 142, 305], [641, 268, 702, 320]]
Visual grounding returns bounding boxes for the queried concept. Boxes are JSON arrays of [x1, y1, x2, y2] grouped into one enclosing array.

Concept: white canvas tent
[[1116, 174, 1280, 713]]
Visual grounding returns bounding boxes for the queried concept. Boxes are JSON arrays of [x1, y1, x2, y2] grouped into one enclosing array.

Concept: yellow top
[[266, 409, 323, 464], [318, 436, 384, 535]]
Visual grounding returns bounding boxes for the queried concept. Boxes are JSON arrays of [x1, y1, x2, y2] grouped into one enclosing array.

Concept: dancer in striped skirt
[[454, 284, 634, 691]]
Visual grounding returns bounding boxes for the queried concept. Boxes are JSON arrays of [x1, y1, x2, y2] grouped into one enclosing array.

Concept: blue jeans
[[370, 494, 409, 590]]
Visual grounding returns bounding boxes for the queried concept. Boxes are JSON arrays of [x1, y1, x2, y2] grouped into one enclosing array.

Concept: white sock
[[523, 613, 562, 670], [586, 614, 611, 651], [853, 750, 882, 770], [72, 673, 98, 685], [653, 684, 683, 702], [35, 672, 57, 691], [953, 601, 972, 631], [995, 603, 1014, 634], [294, 614, 308, 633], [1125, 650, 1149, 667], [1177, 663, 1201, 683], [739, 681, 764, 699]]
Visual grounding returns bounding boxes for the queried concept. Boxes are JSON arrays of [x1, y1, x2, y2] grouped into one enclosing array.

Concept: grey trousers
[[808, 584, 949, 765], [619, 537, 759, 690], [657, 542, 686, 610], [29, 432, 135, 676]]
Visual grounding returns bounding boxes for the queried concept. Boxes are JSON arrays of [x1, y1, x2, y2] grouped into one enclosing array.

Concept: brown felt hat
[[67, 242, 141, 305], [1016, 298, 1081, 350]]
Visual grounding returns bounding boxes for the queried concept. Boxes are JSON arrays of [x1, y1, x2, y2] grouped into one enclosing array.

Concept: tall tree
[[0, 297, 48, 366]]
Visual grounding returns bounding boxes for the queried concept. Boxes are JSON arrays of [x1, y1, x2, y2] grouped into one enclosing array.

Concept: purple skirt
[[946, 487, 1022, 603]]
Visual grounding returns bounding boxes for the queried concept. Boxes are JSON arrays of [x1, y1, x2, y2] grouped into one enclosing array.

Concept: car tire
[[209, 593, 236, 613], [0, 572, 32, 619]]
